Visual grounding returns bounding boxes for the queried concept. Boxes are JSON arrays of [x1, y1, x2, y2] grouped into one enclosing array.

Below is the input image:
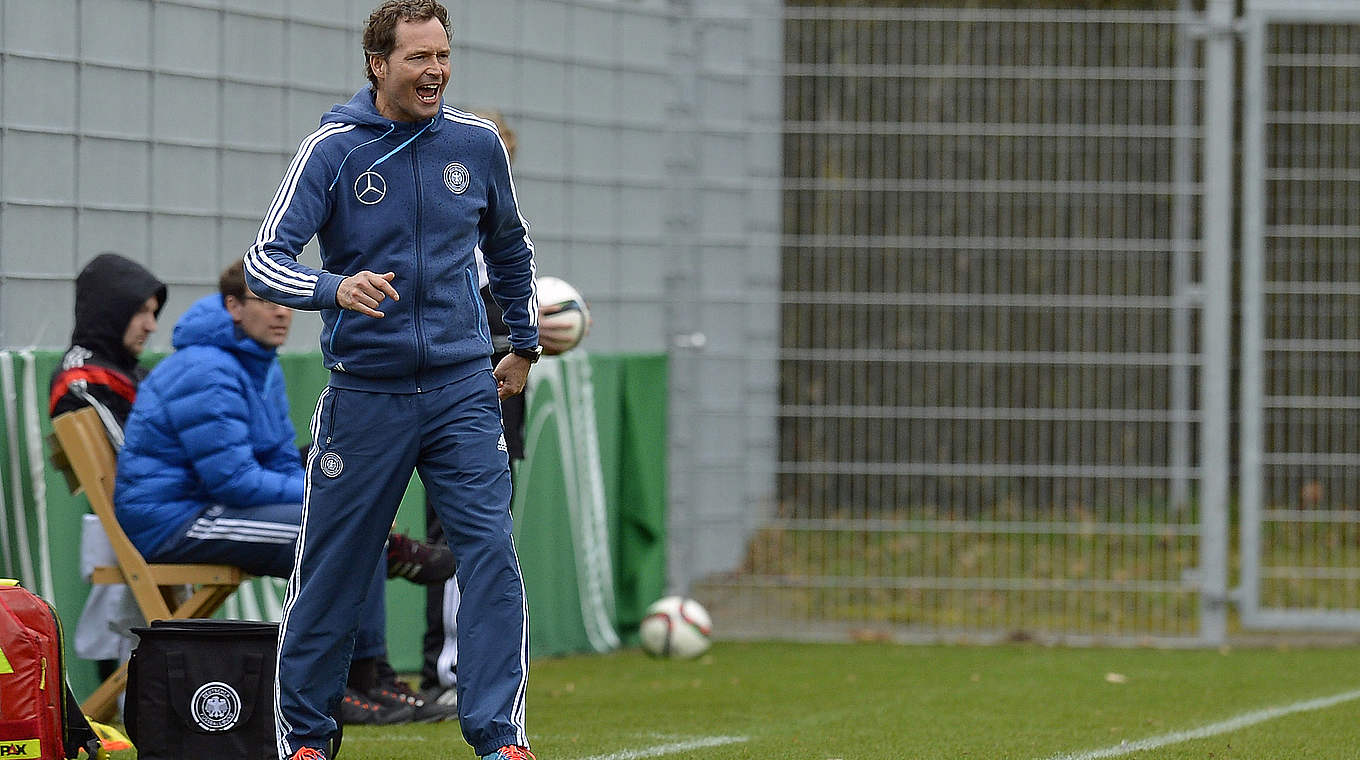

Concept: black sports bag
[[125, 619, 282, 760]]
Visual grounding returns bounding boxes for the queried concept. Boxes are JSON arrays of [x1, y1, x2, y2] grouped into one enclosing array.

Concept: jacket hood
[[172, 294, 279, 367], [323, 88, 444, 132], [319, 90, 442, 188], [315, 89, 443, 193], [71, 252, 167, 373]]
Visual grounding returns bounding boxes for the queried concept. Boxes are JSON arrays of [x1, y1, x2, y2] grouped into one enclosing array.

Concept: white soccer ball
[[639, 596, 712, 659], [535, 275, 590, 355]]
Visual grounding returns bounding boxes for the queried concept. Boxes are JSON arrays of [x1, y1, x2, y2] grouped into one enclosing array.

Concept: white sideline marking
[[573, 735, 749, 760], [1045, 687, 1360, 760]]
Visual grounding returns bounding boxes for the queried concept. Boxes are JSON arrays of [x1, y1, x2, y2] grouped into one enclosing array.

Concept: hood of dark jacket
[[71, 252, 167, 373], [172, 294, 279, 376]]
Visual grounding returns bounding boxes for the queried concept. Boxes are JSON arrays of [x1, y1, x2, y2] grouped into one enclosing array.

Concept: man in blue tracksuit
[[243, 2, 539, 759]]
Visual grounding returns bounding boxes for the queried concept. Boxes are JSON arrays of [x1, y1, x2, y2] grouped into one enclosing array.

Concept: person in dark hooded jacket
[[49, 252, 167, 683], [50, 252, 167, 443]]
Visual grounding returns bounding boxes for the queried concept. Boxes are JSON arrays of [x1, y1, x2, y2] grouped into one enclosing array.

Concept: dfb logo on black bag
[[125, 620, 279, 760]]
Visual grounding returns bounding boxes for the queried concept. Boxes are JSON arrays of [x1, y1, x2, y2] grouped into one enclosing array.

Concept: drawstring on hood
[[324, 90, 438, 191], [329, 125, 395, 191], [369, 120, 435, 168]]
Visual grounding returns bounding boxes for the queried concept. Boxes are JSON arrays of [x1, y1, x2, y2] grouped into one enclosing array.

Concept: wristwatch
[[512, 345, 542, 364]]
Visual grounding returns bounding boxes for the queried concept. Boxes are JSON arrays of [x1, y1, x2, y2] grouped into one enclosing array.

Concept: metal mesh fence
[[700, 7, 1211, 644], [1242, 18, 1360, 623]]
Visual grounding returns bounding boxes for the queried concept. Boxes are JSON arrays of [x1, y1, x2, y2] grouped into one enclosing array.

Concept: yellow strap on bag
[[86, 718, 132, 752], [0, 581, 17, 674]]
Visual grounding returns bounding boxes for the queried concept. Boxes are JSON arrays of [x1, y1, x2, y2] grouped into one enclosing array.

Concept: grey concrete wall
[[0, 0, 710, 354], [0, 0, 780, 587], [663, 0, 782, 591], [0, 0, 371, 351]]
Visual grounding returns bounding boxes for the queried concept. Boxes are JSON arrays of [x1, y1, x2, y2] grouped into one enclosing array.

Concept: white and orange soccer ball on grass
[[639, 596, 713, 659]]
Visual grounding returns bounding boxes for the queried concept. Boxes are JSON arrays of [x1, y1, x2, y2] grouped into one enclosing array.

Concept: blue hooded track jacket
[[243, 89, 538, 393], [114, 295, 303, 556]]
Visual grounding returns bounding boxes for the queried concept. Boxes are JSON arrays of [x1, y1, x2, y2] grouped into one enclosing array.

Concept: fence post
[[1199, 0, 1236, 645], [1170, 0, 1197, 515], [1238, 3, 1266, 631], [664, 0, 702, 595]]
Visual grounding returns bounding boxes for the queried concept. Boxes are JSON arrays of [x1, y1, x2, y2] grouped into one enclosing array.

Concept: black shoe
[[340, 687, 413, 725], [386, 532, 456, 584], [420, 684, 458, 711], [369, 680, 459, 723]]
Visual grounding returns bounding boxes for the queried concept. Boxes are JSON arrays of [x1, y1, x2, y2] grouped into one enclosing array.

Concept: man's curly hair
[[362, 0, 451, 90]]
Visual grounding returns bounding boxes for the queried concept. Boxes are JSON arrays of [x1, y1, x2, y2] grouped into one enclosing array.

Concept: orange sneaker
[[288, 748, 326, 760], [481, 746, 536, 760]]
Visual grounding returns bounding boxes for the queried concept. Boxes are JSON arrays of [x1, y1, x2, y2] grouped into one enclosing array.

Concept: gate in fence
[[703, 2, 1255, 645], [1239, 0, 1360, 631]]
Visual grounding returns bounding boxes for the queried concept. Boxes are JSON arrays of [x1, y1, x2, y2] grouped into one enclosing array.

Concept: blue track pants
[[275, 370, 528, 758]]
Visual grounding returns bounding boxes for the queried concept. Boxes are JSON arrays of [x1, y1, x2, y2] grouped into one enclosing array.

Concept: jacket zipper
[[412, 142, 426, 389]]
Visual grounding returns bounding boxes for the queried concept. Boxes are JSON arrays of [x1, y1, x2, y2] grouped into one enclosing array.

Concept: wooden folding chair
[[49, 407, 250, 722]]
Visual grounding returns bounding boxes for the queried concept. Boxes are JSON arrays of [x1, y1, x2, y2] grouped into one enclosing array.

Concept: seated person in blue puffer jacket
[[114, 259, 452, 725]]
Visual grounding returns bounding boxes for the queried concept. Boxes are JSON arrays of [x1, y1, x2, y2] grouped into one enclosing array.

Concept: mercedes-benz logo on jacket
[[354, 171, 387, 205]]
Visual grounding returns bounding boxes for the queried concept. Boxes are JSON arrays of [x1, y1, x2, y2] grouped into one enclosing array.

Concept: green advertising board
[[0, 349, 666, 699]]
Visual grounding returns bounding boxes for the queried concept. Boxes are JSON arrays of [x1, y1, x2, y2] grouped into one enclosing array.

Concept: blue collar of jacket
[[323, 88, 444, 136], [171, 294, 279, 380]]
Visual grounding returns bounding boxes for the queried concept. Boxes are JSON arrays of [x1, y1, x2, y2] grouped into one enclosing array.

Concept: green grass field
[[104, 641, 1360, 759]]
